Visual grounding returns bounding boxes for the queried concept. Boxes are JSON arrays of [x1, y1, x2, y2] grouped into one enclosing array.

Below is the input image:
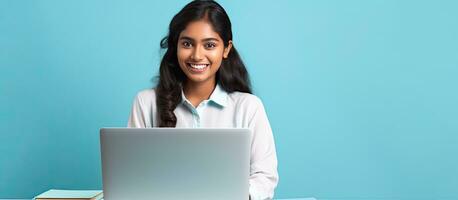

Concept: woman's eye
[[205, 42, 216, 49], [182, 41, 192, 48]]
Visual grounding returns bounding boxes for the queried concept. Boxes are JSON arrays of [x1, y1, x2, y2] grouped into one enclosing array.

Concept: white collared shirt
[[128, 84, 278, 200]]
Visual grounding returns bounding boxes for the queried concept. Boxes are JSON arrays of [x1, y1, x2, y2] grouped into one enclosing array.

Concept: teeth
[[189, 63, 208, 69]]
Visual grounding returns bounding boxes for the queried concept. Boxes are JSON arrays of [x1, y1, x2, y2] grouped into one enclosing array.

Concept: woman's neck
[[183, 79, 216, 108]]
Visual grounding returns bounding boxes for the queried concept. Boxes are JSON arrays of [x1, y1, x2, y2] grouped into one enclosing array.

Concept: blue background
[[1, 0, 457, 199]]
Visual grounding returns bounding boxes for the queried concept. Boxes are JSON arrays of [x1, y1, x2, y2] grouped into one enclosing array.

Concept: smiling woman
[[177, 19, 233, 105], [127, 0, 278, 199], [153, 0, 251, 127]]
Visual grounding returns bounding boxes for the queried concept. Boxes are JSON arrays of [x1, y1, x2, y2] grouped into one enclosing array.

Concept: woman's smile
[[187, 63, 210, 73]]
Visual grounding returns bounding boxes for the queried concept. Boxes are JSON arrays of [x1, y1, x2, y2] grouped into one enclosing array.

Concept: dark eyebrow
[[179, 36, 220, 42], [201, 37, 219, 42]]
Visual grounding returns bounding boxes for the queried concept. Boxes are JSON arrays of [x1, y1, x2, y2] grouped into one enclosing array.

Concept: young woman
[[128, 0, 278, 199]]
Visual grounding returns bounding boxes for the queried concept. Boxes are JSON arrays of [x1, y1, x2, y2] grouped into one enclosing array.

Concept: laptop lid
[[100, 128, 251, 200]]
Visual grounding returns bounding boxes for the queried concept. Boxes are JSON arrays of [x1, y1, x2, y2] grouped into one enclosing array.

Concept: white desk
[[0, 198, 316, 200], [1, 199, 317, 200]]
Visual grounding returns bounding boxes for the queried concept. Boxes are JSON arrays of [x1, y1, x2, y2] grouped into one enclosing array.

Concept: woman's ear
[[223, 40, 233, 59]]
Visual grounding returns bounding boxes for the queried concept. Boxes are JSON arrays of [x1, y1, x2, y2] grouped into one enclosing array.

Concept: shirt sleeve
[[247, 97, 279, 200], [127, 93, 147, 128]]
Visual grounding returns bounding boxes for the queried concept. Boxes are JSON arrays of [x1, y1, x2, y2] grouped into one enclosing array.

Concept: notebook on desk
[[34, 189, 103, 200], [100, 128, 251, 200]]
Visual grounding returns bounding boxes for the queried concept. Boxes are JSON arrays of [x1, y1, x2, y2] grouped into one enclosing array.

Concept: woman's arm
[[127, 90, 154, 128], [247, 97, 279, 200]]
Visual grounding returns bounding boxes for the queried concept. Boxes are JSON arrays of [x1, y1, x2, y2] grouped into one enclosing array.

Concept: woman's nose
[[190, 46, 203, 60]]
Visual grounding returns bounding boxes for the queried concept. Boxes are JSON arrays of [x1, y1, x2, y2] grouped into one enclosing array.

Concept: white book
[[34, 189, 103, 200]]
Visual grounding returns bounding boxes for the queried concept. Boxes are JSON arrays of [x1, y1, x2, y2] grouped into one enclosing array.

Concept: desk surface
[[0, 199, 322, 200], [0, 199, 317, 200]]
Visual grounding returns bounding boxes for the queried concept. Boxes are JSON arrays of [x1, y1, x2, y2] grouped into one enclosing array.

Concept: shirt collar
[[208, 84, 228, 107], [180, 84, 228, 108]]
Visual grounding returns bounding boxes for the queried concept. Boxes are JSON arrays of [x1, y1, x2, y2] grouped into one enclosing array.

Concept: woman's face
[[177, 19, 232, 85]]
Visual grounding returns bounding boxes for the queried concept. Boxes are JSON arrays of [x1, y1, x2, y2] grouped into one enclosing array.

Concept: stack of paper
[[34, 189, 103, 200]]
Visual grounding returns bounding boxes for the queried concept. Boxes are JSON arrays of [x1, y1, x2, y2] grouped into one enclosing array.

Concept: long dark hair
[[156, 0, 251, 127]]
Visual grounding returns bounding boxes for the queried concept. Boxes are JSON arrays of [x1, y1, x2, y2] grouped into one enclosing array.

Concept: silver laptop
[[100, 128, 251, 200]]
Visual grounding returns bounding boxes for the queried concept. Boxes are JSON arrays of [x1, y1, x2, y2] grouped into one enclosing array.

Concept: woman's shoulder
[[134, 88, 157, 103], [228, 91, 264, 108]]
